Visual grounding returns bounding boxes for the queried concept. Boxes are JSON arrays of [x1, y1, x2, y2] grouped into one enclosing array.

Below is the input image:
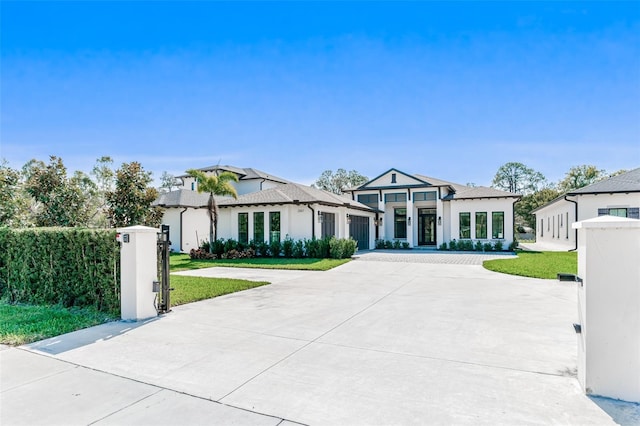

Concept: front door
[[418, 208, 436, 246]]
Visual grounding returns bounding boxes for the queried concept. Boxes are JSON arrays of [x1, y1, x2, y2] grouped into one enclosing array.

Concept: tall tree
[[312, 169, 369, 194], [516, 188, 561, 229], [491, 162, 547, 195], [186, 169, 238, 251], [106, 162, 163, 227], [89, 156, 115, 227], [557, 165, 606, 193], [0, 160, 25, 226], [159, 171, 181, 192], [23, 156, 92, 227]]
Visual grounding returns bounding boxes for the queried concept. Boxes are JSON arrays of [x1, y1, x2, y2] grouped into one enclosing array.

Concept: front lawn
[[483, 250, 577, 279], [170, 253, 350, 272], [170, 275, 269, 306], [0, 303, 116, 346]]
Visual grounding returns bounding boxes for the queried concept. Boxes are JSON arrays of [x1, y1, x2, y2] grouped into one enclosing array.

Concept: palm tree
[[186, 168, 238, 252]]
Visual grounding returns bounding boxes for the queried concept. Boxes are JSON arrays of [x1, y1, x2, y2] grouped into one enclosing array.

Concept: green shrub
[[463, 240, 474, 251], [475, 240, 484, 251], [375, 239, 386, 249], [439, 243, 448, 251], [212, 239, 225, 258], [384, 240, 393, 249], [494, 240, 504, 251], [449, 240, 457, 250], [392, 239, 401, 249], [282, 236, 294, 258], [255, 240, 269, 257], [224, 238, 238, 253], [401, 242, 410, 249], [292, 239, 305, 258], [483, 242, 494, 252], [343, 238, 357, 258], [269, 240, 282, 258], [508, 240, 518, 251], [0, 228, 120, 315], [329, 237, 343, 259]]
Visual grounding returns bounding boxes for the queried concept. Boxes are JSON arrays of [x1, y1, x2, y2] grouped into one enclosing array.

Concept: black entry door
[[418, 209, 436, 246], [349, 215, 370, 251]]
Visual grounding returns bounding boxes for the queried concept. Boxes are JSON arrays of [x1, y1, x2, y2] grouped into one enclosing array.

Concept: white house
[[154, 165, 521, 252], [532, 167, 640, 251], [345, 168, 520, 249]]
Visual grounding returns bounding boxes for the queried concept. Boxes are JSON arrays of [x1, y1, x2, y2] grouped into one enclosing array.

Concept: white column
[[118, 225, 159, 321], [573, 216, 640, 403], [406, 192, 414, 246]]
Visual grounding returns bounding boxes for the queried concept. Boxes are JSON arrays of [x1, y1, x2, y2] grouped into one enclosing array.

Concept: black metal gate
[[349, 215, 370, 251], [156, 225, 172, 314]]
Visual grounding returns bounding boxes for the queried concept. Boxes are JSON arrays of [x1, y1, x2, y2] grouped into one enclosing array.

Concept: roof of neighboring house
[[567, 167, 640, 195], [152, 189, 212, 208], [218, 182, 378, 212], [531, 167, 640, 214], [177, 165, 290, 184]]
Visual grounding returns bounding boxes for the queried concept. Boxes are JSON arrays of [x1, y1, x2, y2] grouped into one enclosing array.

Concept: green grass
[[170, 275, 269, 306], [0, 303, 117, 346], [170, 253, 350, 272], [483, 250, 577, 279]]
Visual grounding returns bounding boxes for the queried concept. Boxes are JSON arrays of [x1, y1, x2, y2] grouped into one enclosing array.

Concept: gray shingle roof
[[568, 167, 640, 195], [444, 185, 520, 200], [177, 165, 290, 184], [152, 189, 212, 208], [218, 183, 377, 211]]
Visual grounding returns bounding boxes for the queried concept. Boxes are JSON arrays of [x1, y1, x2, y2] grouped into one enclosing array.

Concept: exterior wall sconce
[[438, 216, 442, 225], [407, 217, 412, 226], [318, 211, 323, 223], [346, 214, 351, 224]]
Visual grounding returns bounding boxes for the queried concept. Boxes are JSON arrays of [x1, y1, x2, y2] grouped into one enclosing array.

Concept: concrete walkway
[[2, 258, 631, 425]]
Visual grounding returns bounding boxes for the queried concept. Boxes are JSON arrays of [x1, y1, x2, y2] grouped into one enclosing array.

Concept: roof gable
[[359, 168, 428, 189]]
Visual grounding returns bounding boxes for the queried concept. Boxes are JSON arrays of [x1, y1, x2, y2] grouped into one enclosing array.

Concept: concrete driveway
[[2, 255, 625, 425]]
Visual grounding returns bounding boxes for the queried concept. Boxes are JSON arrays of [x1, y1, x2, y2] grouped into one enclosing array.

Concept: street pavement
[[2, 253, 635, 425]]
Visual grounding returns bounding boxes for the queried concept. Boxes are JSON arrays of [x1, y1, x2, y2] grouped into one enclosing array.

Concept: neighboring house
[[532, 167, 640, 251], [344, 168, 520, 249], [154, 165, 521, 252]]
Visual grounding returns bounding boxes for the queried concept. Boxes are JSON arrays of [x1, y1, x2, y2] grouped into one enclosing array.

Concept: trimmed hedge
[[193, 236, 357, 260], [0, 228, 121, 314]]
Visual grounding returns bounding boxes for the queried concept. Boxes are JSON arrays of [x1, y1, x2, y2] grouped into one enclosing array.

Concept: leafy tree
[[106, 162, 163, 227], [186, 168, 238, 252], [491, 162, 547, 195], [557, 165, 606, 193], [89, 156, 116, 227], [312, 169, 369, 194], [0, 160, 26, 226], [516, 188, 561, 229], [159, 171, 181, 192], [23, 156, 92, 227]]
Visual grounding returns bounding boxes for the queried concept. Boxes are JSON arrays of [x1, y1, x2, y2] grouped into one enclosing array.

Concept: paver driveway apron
[[18, 252, 617, 425]]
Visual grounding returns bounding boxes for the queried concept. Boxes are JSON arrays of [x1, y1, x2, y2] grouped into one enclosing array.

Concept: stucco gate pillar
[[117, 225, 159, 321], [572, 216, 640, 403]]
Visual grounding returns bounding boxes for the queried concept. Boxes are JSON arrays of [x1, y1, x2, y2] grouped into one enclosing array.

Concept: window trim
[[475, 212, 487, 239], [253, 212, 264, 243], [394, 208, 407, 239], [269, 211, 281, 242], [492, 211, 505, 239], [238, 212, 249, 244]]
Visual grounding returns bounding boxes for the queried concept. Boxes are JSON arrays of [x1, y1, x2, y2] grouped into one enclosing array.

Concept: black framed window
[[253, 212, 264, 243], [385, 193, 407, 203], [394, 208, 407, 239], [492, 212, 504, 239], [475, 212, 487, 239], [357, 194, 379, 208], [269, 212, 281, 242], [608, 208, 628, 217], [459, 212, 471, 239], [238, 213, 248, 244], [413, 191, 437, 202]]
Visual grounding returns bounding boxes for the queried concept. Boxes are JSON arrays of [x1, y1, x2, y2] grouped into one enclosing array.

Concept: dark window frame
[[269, 211, 281, 242], [238, 213, 249, 244], [492, 211, 505, 239], [475, 212, 487, 239], [459, 212, 471, 239], [394, 208, 407, 239], [253, 212, 264, 243]]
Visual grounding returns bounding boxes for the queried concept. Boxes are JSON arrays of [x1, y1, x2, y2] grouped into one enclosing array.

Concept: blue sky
[[2, 1, 639, 187]]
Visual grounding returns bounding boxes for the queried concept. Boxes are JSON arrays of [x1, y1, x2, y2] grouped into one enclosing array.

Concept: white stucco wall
[[535, 192, 640, 251], [534, 199, 576, 250]]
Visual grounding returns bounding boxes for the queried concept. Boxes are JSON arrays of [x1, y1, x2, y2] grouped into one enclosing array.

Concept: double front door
[[418, 208, 436, 246]]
